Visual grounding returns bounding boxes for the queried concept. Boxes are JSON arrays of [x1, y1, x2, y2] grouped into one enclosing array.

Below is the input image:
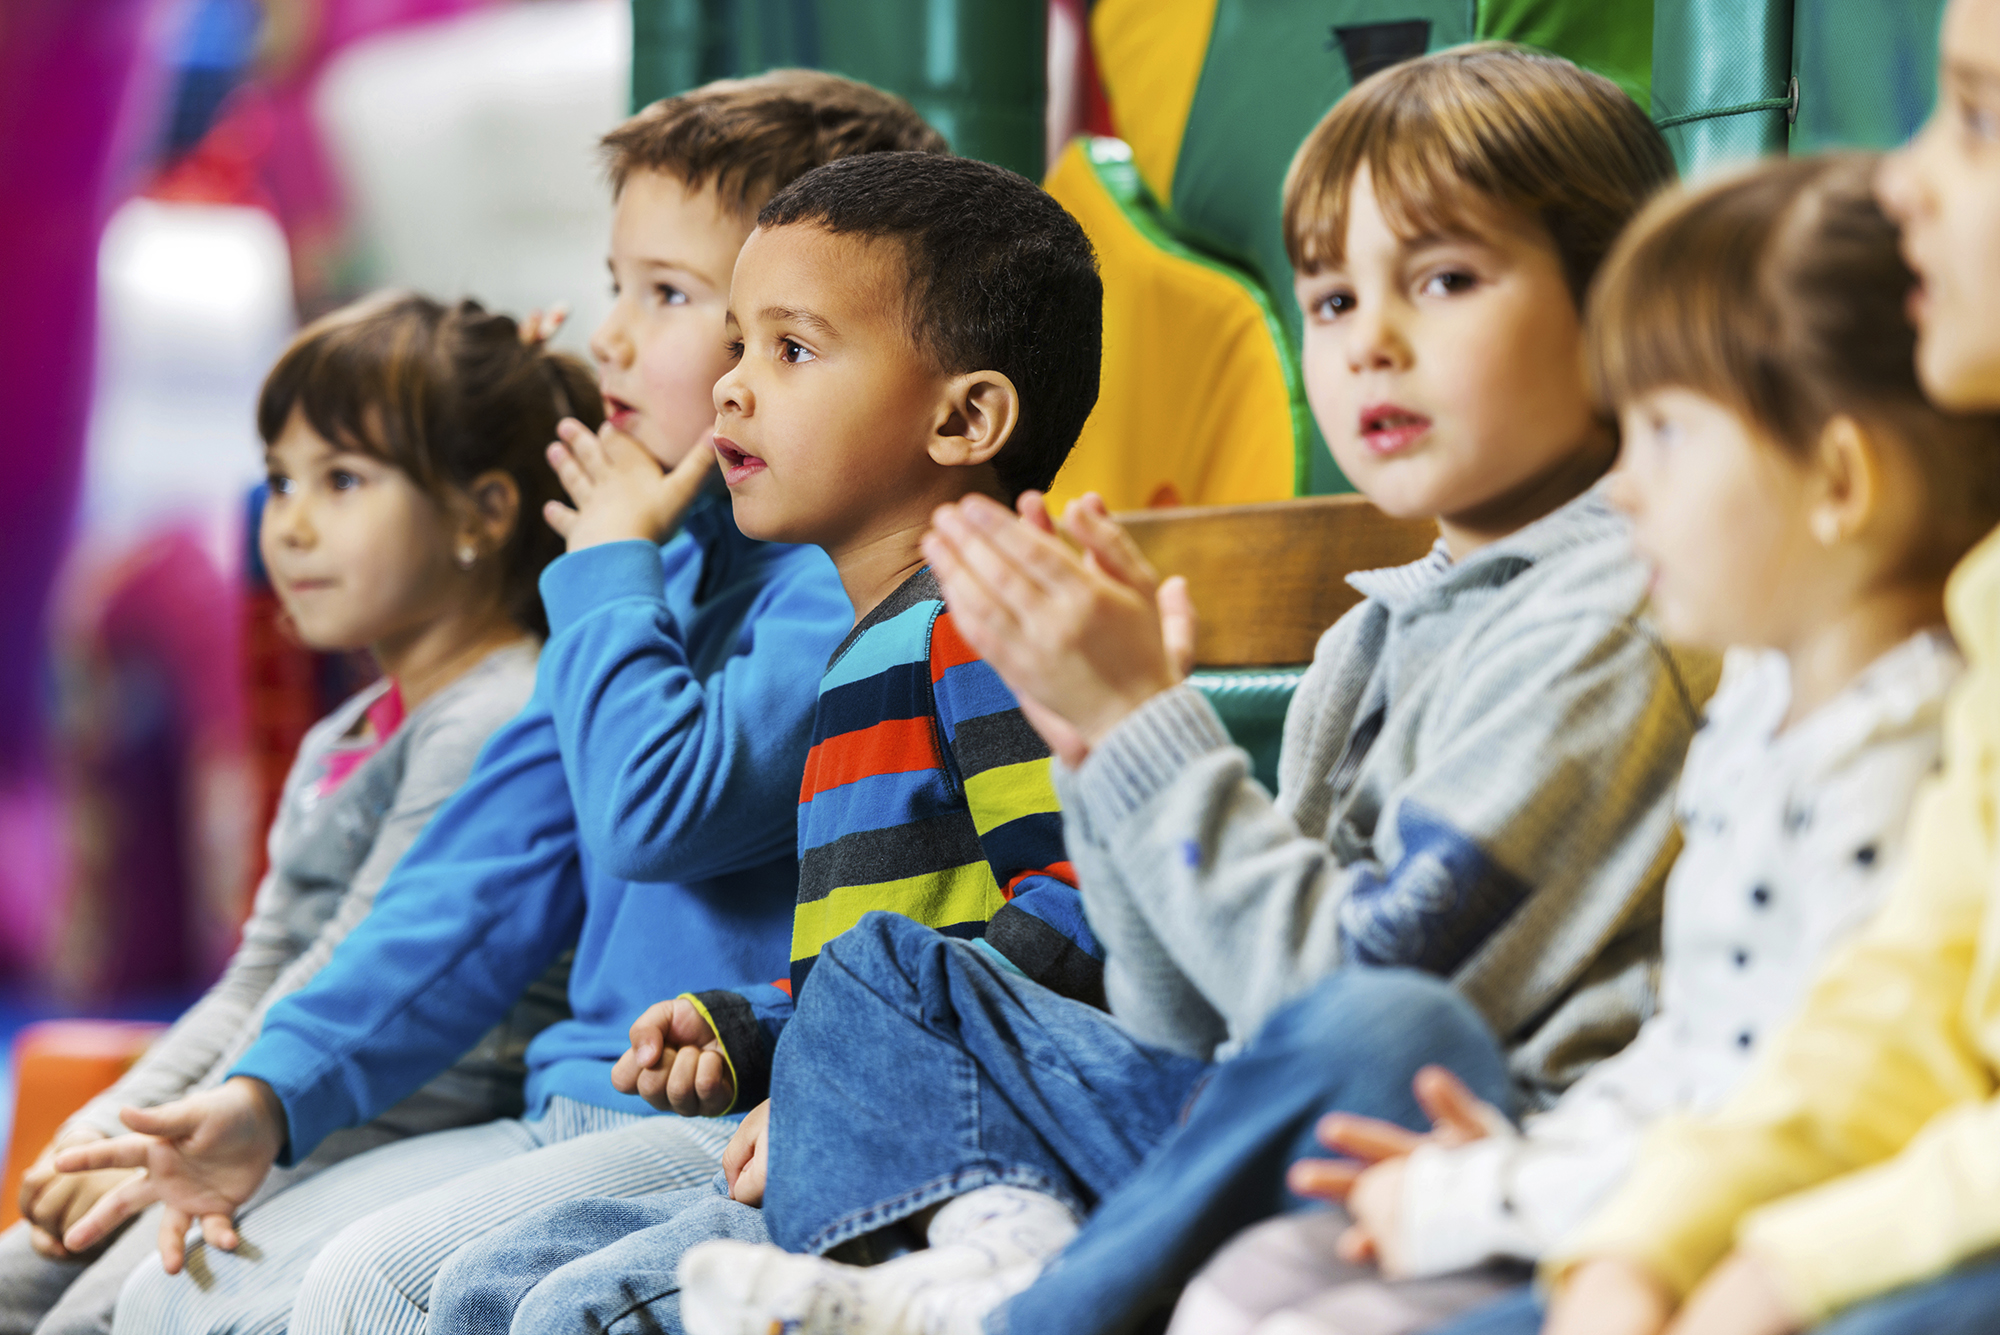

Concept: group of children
[[9, 4, 2000, 1333]]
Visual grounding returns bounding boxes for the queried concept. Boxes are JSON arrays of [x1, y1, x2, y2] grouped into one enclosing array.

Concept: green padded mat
[[1790, 0, 1945, 156], [1188, 666, 1305, 792], [630, 0, 1046, 178]]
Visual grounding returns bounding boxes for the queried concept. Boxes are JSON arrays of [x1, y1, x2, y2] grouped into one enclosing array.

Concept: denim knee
[[1249, 967, 1511, 1118]]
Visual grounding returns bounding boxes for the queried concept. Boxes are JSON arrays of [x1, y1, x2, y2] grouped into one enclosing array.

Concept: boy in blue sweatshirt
[[58, 73, 945, 1335], [416, 150, 1110, 1335]]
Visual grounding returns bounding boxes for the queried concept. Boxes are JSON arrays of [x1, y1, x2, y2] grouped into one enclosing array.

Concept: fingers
[[664, 997, 718, 1049], [27, 1224, 68, 1261], [1414, 1066, 1504, 1145], [157, 1207, 191, 1275], [923, 521, 1028, 660], [64, 1170, 150, 1253], [1015, 490, 1058, 535], [1060, 495, 1160, 595], [949, 495, 1087, 596], [200, 1210, 240, 1253], [1157, 576, 1197, 679], [1335, 1221, 1379, 1265], [1314, 1111, 1423, 1163], [629, 1002, 678, 1066], [1287, 1155, 1364, 1202], [731, 1146, 767, 1206], [543, 500, 578, 539], [610, 1045, 643, 1095], [55, 1135, 152, 1174]]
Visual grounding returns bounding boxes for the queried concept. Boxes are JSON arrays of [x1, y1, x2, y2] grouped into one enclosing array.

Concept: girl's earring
[[456, 543, 478, 569], [1812, 513, 1842, 546]]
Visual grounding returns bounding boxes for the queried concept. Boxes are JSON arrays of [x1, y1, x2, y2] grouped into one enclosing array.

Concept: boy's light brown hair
[[1281, 43, 1673, 301], [1591, 152, 2000, 578], [601, 69, 948, 214]]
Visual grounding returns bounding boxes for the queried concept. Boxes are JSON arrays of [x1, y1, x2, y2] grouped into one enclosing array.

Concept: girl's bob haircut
[[258, 293, 603, 638], [1281, 43, 1674, 301], [1591, 153, 2000, 576]]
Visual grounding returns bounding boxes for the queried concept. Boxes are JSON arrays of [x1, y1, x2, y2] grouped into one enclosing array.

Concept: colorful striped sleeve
[[930, 612, 1105, 1006]]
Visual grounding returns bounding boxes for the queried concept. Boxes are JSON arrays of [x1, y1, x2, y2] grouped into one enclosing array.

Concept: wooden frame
[[1117, 495, 1439, 667]]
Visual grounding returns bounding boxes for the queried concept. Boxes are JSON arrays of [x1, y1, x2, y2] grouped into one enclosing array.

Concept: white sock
[[679, 1187, 1078, 1335]]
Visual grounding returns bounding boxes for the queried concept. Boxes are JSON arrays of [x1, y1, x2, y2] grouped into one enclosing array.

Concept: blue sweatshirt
[[232, 496, 850, 1162]]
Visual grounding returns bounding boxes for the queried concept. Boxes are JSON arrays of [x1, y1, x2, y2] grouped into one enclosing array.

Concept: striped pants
[[112, 1098, 736, 1335]]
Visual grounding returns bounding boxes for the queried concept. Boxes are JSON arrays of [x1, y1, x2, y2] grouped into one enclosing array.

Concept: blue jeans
[[1436, 1257, 2000, 1335], [427, 1178, 767, 1335], [1818, 1257, 2000, 1335], [763, 912, 1214, 1255], [764, 913, 1513, 1335], [1000, 964, 1513, 1335]]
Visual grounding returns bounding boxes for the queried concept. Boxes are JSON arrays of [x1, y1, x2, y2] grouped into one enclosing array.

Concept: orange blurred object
[[0, 1020, 165, 1229]]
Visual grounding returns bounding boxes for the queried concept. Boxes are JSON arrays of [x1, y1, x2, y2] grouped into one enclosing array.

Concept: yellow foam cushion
[[1045, 137, 1303, 512]]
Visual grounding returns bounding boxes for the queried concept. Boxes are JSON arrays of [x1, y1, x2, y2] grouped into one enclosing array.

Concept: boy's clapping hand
[[612, 997, 735, 1116], [921, 490, 1196, 764], [1285, 1066, 1505, 1278], [543, 418, 716, 553]]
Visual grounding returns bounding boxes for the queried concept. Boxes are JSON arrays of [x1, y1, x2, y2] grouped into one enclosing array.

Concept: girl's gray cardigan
[[67, 642, 556, 1143], [1057, 489, 1719, 1106]]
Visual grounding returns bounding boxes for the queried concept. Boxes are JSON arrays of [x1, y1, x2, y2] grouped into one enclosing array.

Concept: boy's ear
[[930, 370, 1021, 470], [462, 469, 524, 553], [1807, 413, 1880, 546]]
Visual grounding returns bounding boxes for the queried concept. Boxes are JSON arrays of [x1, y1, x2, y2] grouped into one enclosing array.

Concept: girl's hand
[[611, 998, 734, 1116], [54, 1077, 285, 1273], [20, 1128, 129, 1259], [1544, 1259, 1674, 1335], [723, 1100, 772, 1206], [1285, 1066, 1504, 1277], [542, 419, 717, 553], [1665, 1252, 1801, 1335], [922, 491, 1193, 753]]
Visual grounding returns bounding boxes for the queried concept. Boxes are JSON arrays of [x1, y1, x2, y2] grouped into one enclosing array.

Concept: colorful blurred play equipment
[[0, 1022, 167, 1231]]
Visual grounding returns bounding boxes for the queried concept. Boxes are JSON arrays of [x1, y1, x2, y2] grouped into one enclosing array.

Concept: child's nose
[[589, 308, 631, 369], [714, 366, 750, 416]]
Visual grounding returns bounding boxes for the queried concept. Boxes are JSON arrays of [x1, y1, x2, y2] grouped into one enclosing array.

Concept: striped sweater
[[693, 569, 1103, 1109]]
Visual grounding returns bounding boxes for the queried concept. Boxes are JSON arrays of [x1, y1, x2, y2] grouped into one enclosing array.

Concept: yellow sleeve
[[1546, 700, 1996, 1309]]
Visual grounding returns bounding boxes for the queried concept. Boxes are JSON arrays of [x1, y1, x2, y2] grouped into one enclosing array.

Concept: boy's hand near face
[[1285, 1066, 1503, 1278], [722, 1099, 771, 1206], [612, 997, 735, 1116], [922, 491, 1197, 763], [543, 418, 717, 553]]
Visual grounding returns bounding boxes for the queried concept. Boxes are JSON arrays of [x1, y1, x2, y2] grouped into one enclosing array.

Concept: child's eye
[[724, 338, 744, 361], [1961, 99, 2000, 142], [329, 469, 361, 492], [267, 473, 293, 495], [1309, 291, 1354, 321], [1419, 269, 1478, 297], [655, 284, 688, 307], [779, 338, 816, 365]]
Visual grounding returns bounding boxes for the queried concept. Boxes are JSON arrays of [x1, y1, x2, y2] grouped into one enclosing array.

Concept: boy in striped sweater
[[419, 150, 1109, 1333]]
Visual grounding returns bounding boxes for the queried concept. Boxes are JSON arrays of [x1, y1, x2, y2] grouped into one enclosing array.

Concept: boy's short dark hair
[[601, 69, 948, 214], [758, 152, 1103, 498]]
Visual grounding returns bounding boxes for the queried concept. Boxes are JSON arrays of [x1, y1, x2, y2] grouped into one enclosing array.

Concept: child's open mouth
[[1358, 404, 1433, 456], [603, 394, 640, 432], [712, 435, 767, 486]]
